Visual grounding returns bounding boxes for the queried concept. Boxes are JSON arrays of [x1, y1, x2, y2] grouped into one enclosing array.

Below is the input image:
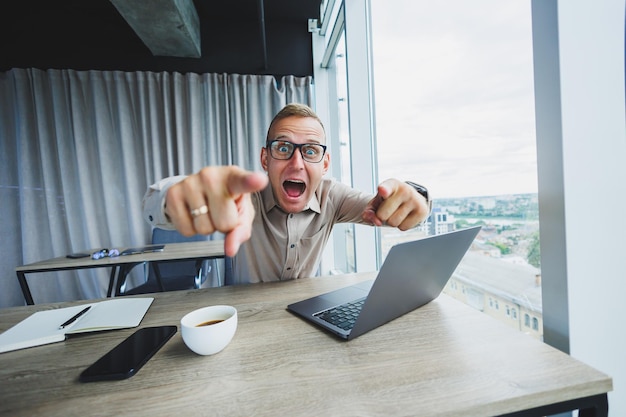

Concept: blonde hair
[[266, 103, 325, 144]]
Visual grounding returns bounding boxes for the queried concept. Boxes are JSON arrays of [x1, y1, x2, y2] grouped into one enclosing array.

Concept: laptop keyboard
[[314, 298, 366, 331]]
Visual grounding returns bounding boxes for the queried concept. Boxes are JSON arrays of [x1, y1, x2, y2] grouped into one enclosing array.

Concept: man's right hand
[[165, 166, 268, 257]]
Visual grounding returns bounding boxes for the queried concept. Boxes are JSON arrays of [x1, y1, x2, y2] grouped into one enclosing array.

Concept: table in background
[[15, 241, 225, 305], [0, 273, 612, 416]]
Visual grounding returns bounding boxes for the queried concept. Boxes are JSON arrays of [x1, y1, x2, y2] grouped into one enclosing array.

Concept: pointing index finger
[[227, 169, 268, 197], [376, 179, 396, 200]]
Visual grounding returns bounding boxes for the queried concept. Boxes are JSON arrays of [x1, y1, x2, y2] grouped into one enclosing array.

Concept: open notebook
[[0, 297, 153, 353]]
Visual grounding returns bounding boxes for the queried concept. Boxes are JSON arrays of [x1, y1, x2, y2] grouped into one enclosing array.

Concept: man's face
[[261, 116, 330, 213]]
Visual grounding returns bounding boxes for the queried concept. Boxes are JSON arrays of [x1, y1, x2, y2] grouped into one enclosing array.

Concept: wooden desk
[[0, 273, 612, 417], [15, 241, 225, 305]]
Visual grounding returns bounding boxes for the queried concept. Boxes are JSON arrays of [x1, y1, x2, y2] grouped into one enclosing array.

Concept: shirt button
[[289, 214, 294, 218], [148, 215, 154, 222], [290, 244, 295, 248], [287, 267, 292, 271]]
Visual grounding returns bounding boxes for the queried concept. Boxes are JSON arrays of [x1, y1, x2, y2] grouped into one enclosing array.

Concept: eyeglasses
[[91, 248, 120, 260], [267, 140, 327, 163]]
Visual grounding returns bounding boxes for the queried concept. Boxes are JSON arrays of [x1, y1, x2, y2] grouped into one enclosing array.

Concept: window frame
[[313, 0, 380, 274]]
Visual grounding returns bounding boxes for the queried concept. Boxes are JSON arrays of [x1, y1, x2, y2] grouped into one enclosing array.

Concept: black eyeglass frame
[[266, 140, 328, 163]]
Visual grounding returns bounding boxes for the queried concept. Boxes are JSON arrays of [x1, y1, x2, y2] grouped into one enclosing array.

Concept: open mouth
[[283, 180, 306, 198]]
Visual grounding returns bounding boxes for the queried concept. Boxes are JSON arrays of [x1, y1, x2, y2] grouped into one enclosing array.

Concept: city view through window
[[370, 0, 542, 338]]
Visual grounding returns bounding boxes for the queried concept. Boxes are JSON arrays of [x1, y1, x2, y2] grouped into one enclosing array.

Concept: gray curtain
[[0, 68, 313, 308]]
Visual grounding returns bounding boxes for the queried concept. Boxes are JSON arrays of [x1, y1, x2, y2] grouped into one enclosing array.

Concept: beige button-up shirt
[[142, 176, 373, 284]]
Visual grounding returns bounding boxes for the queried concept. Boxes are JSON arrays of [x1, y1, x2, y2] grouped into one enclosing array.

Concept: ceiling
[[0, 0, 321, 77]]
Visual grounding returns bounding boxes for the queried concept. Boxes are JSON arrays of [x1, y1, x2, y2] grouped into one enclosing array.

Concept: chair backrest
[[152, 228, 210, 244], [150, 229, 211, 284]]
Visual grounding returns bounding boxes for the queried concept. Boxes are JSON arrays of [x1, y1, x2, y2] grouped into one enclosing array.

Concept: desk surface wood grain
[[0, 273, 612, 417]]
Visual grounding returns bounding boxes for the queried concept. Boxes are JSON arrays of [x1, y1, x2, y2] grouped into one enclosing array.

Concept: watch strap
[[405, 181, 432, 212]]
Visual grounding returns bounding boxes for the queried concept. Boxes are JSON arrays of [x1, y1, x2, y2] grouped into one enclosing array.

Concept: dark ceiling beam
[[109, 0, 201, 58], [257, 0, 268, 70]]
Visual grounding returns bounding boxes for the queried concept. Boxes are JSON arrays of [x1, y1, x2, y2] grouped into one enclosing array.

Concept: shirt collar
[[260, 183, 321, 214]]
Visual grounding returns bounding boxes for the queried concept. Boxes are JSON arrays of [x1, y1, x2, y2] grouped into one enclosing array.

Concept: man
[[143, 103, 431, 283]]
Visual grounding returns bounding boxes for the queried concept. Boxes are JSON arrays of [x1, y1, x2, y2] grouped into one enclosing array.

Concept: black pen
[[59, 306, 91, 330]]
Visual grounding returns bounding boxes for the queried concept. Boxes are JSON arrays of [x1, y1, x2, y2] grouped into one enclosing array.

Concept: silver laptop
[[287, 226, 481, 340]]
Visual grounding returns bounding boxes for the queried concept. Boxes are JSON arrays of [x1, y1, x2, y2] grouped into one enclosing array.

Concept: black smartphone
[[66, 252, 91, 259], [79, 326, 177, 382]]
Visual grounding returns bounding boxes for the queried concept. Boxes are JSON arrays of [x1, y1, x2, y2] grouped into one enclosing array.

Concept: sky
[[369, 0, 538, 199]]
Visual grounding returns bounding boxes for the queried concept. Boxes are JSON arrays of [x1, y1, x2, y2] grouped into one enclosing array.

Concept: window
[[314, 0, 542, 339], [370, 0, 541, 339], [313, 0, 378, 274]]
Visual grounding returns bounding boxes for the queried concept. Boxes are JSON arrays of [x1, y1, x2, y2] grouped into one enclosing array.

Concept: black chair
[[119, 228, 215, 296]]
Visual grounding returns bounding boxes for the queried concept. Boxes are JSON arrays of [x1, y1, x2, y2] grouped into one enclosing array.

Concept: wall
[[533, 0, 626, 414]]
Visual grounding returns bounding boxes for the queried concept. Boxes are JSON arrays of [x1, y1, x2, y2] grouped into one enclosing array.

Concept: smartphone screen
[[79, 325, 177, 382]]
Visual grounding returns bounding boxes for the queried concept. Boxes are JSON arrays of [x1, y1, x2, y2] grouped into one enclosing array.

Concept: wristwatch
[[405, 181, 431, 209], [405, 181, 429, 202]]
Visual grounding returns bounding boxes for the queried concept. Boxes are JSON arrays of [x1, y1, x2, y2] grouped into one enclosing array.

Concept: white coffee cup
[[180, 305, 238, 355]]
